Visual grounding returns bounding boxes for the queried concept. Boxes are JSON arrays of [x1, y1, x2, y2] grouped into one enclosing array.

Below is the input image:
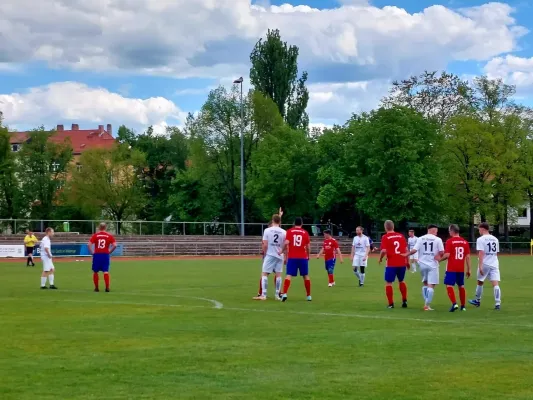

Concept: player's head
[[28, 229, 33, 235], [356, 226, 363, 235], [408, 229, 414, 237], [99, 222, 107, 231], [448, 224, 460, 236], [45, 227, 54, 238], [478, 222, 490, 235], [271, 214, 281, 226], [294, 217, 303, 227], [323, 229, 332, 239], [427, 224, 438, 235], [384, 220, 394, 232]]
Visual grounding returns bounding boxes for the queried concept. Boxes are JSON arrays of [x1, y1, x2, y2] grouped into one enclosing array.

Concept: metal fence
[[0, 219, 338, 237]]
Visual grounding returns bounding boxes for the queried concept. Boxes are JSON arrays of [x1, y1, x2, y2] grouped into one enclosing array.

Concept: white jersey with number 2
[[413, 234, 444, 268], [263, 227, 286, 260], [476, 234, 499, 268]]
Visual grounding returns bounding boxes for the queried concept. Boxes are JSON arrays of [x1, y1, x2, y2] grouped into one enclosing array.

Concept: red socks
[[399, 282, 407, 302], [304, 279, 311, 296], [447, 286, 457, 304], [386, 285, 394, 305], [93, 273, 99, 289], [103, 272, 110, 290], [459, 287, 466, 307], [282, 278, 291, 294], [328, 274, 334, 284]]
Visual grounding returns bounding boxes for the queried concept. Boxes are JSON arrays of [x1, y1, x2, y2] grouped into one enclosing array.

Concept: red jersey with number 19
[[381, 232, 408, 267], [286, 227, 310, 259], [89, 232, 116, 254], [445, 236, 470, 272]]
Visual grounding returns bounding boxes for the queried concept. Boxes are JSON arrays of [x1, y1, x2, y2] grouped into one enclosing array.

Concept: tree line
[[1, 30, 533, 240]]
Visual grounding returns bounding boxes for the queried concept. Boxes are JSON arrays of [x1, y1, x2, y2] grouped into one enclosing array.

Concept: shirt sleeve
[[437, 238, 444, 252], [109, 234, 116, 244], [465, 242, 471, 255], [89, 234, 97, 244], [262, 230, 268, 241], [365, 237, 370, 247], [476, 237, 483, 251], [413, 238, 421, 251]]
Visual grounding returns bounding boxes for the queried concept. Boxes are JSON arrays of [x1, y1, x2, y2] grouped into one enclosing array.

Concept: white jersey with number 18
[[263, 226, 286, 260], [476, 234, 499, 268]]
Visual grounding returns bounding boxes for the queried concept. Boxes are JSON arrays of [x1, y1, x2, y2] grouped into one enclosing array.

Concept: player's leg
[[254, 257, 272, 299], [29, 248, 35, 266], [489, 268, 501, 310], [92, 255, 100, 292], [301, 260, 311, 300], [410, 255, 418, 273], [397, 267, 408, 307], [274, 271, 282, 299], [384, 268, 396, 308], [48, 265, 56, 289], [326, 260, 335, 286], [26, 248, 31, 267], [469, 267, 488, 307], [444, 271, 459, 311], [359, 258, 367, 286], [102, 255, 111, 292], [353, 256, 361, 283], [424, 268, 438, 310], [281, 259, 297, 301]]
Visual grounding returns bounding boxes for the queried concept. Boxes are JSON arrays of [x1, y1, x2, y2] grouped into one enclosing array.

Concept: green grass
[[1, 256, 533, 400]]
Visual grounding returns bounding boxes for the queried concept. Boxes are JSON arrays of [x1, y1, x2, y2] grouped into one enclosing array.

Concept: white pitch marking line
[[60, 289, 224, 309], [2, 296, 532, 329]]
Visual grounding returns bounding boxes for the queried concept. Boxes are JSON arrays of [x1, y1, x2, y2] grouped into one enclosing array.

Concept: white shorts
[[42, 258, 55, 272], [352, 255, 367, 267], [477, 265, 500, 282], [419, 262, 439, 285], [262, 255, 283, 274]]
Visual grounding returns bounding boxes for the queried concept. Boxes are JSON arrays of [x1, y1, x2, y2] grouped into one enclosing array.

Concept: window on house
[[522, 208, 528, 218], [11, 144, 20, 152], [76, 164, 82, 172], [51, 162, 60, 172]]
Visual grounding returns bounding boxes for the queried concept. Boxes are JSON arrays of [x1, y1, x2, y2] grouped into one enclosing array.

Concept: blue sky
[[1, 0, 532, 133]]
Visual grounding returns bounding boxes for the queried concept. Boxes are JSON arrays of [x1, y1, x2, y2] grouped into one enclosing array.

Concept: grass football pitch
[[1, 256, 533, 400]]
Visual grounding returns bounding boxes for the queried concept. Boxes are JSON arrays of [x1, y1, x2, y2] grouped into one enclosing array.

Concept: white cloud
[[484, 55, 533, 92], [0, 82, 186, 132], [0, 1, 526, 82]]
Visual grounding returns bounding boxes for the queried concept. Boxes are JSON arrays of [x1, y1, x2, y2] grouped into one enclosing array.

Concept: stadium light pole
[[233, 76, 245, 236]]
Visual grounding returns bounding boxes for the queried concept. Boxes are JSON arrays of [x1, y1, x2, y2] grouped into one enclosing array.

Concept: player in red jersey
[[436, 224, 471, 312], [88, 223, 117, 292], [379, 220, 409, 308], [279, 217, 311, 302], [317, 229, 343, 287]]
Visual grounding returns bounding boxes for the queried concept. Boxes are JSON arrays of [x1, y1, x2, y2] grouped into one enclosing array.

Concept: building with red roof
[[9, 123, 116, 158]]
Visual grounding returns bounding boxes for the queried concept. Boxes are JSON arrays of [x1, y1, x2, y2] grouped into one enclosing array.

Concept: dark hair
[[323, 229, 331, 235], [427, 224, 438, 230], [449, 224, 460, 234], [272, 214, 281, 224], [356, 226, 363, 231], [294, 217, 303, 226], [408, 229, 414, 232], [479, 222, 490, 231]]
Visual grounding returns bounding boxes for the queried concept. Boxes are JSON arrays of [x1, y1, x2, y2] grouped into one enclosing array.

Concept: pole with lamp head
[[233, 77, 245, 236]]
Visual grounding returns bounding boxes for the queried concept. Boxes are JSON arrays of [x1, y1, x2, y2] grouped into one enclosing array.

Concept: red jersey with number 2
[[445, 236, 470, 272], [381, 232, 408, 267], [323, 238, 339, 261], [286, 227, 310, 259], [90, 232, 116, 254]]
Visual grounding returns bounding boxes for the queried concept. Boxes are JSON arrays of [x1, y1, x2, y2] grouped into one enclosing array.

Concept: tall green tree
[[0, 124, 23, 224], [348, 107, 445, 228], [67, 145, 146, 233], [382, 71, 474, 126], [442, 116, 500, 240], [18, 128, 73, 220], [250, 29, 309, 130]]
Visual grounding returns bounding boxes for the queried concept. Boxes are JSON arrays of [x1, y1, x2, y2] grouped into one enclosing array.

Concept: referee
[[24, 230, 38, 267]]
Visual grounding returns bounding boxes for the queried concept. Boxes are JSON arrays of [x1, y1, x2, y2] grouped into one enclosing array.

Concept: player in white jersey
[[407, 230, 418, 272], [403, 224, 443, 311], [253, 214, 286, 300], [350, 226, 370, 287], [469, 222, 501, 310], [40, 227, 58, 290]]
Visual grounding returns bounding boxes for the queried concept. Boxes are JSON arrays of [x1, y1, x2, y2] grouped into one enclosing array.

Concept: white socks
[[475, 285, 483, 301], [354, 268, 361, 280], [422, 286, 428, 301], [425, 288, 434, 306], [41, 276, 47, 287], [360, 273, 365, 285], [48, 274, 54, 285], [494, 286, 501, 305], [275, 277, 281, 296], [261, 276, 268, 297], [411, 263, 417, 272]]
